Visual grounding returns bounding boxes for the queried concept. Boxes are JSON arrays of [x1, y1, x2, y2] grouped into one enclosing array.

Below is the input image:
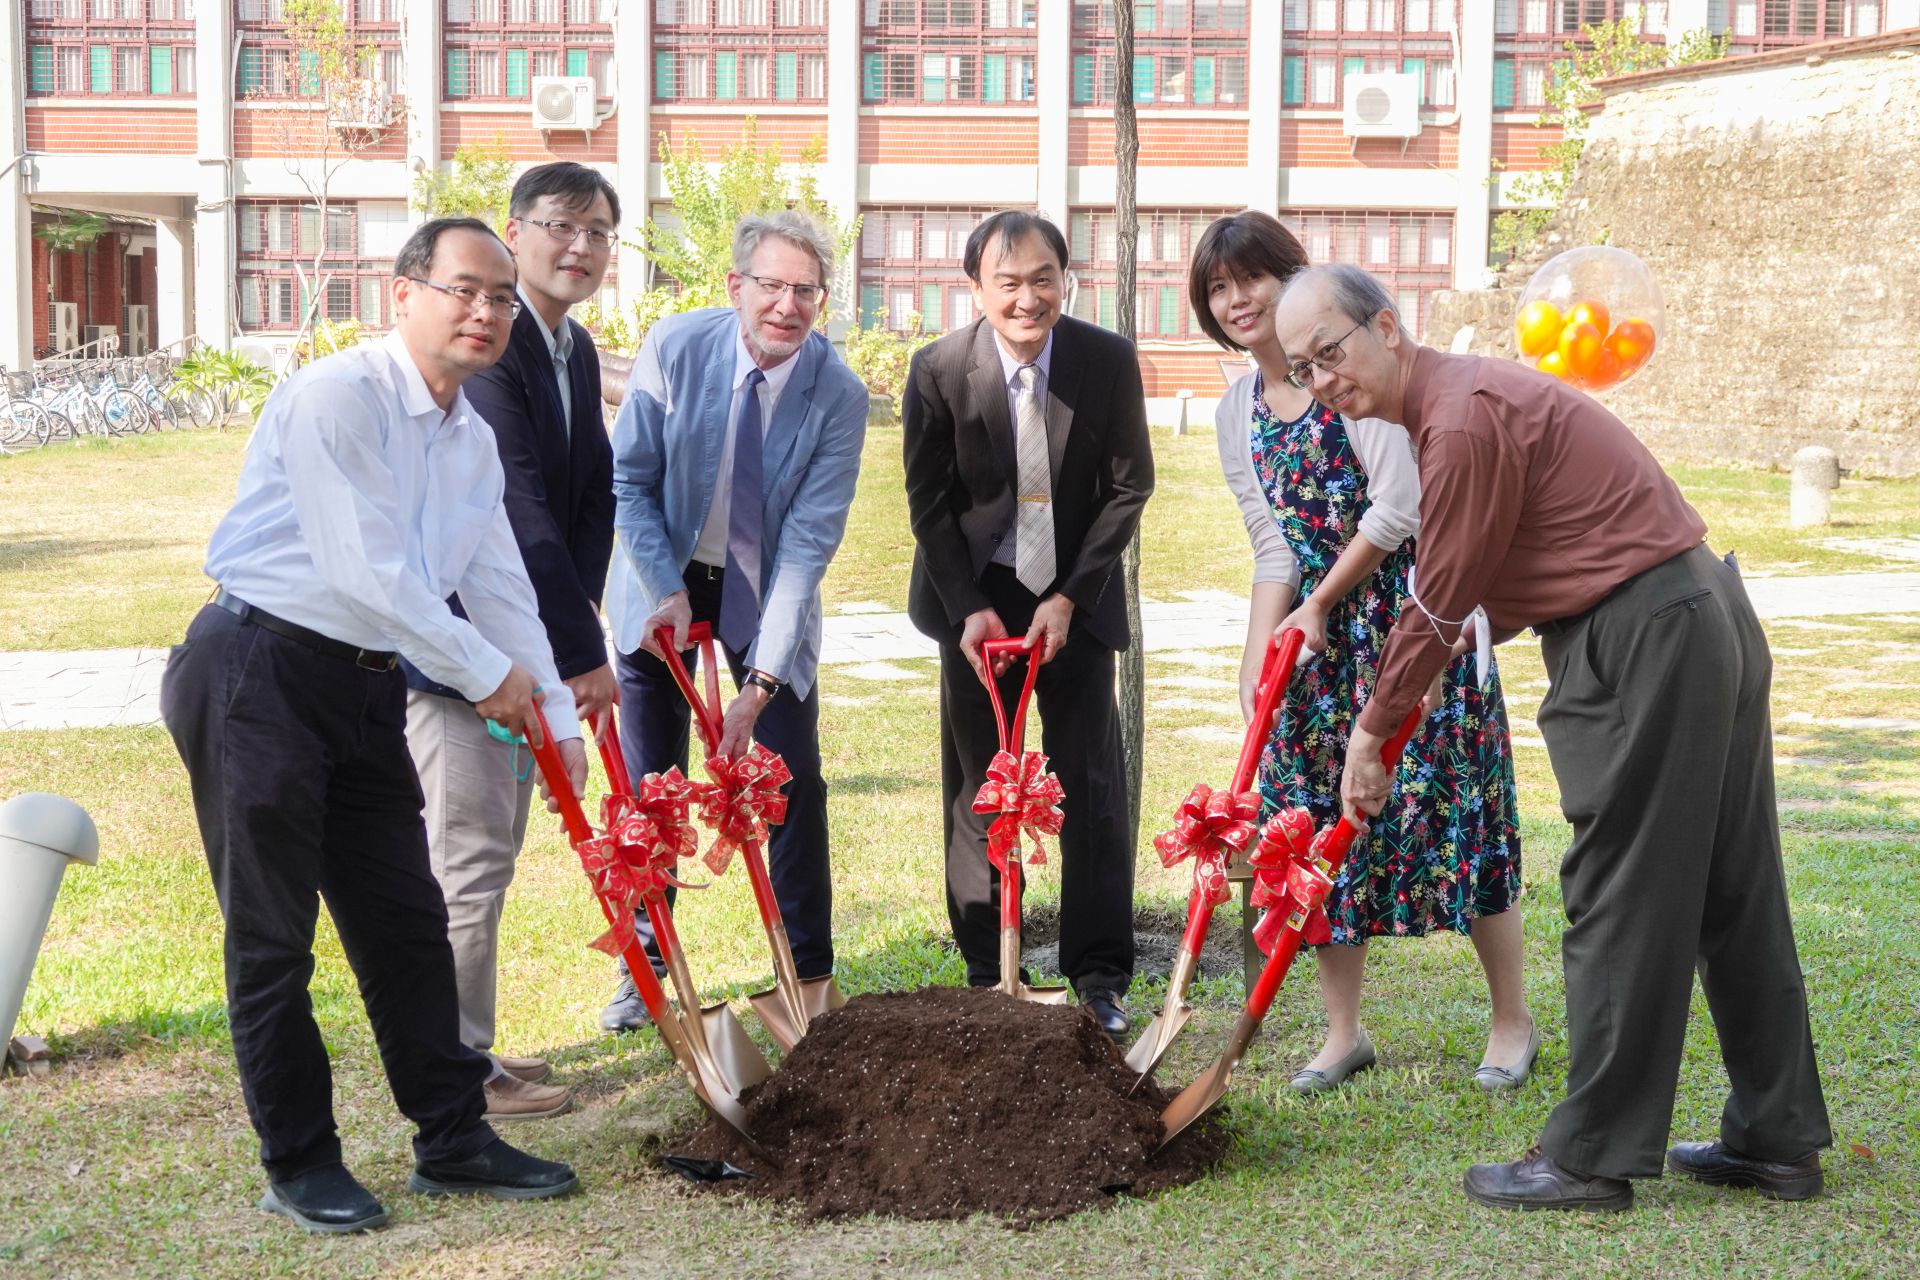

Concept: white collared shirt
[[690, 323, 800, 567], [204, 331, 580, 739], [519, 285, 574, 433], [990, 328, 1054, 569]]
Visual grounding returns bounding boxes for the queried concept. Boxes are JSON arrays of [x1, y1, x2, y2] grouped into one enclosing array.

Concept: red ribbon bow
[[1246, 807, 1334, 955], [972, 749, 1065, 874], [694, 744, 792, 876], [582, 768, 703, 957], [1153, 783, 1261, 909], [574, 832, 646, 958]]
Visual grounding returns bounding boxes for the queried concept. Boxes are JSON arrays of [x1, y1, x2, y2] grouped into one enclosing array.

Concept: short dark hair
[[962, 209, 1069, 283], [393, 216, 506, 282], [1188, 211, 1311, 352], [508, 161, 621, 226]]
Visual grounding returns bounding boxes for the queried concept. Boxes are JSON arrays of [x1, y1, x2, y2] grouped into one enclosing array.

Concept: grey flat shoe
[[1291, 1030, 1376, 1094], [1474, 1020, 1541, 1092]]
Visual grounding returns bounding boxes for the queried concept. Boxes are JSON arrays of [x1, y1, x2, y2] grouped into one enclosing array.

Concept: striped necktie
[[1012, 364, 1055, 596]]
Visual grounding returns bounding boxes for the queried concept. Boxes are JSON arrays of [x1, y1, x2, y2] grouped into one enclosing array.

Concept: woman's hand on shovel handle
[[538, 738, 589, 815], [1341, 724, 1391, 825]]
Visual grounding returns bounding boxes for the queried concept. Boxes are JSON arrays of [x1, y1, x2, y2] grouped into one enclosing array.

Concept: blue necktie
[[719, 368, 766, 655]]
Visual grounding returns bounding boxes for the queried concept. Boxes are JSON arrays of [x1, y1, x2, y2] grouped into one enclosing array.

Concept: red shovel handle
[[1242, 701, 1427, 1023], [1232, 627, 1304, 795], [655, 622, 725, 757], [978, 637, 1042, 754]]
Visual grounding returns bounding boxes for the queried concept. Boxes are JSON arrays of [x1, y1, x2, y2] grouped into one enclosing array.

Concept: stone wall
[[1426, 35, 1920, 476]]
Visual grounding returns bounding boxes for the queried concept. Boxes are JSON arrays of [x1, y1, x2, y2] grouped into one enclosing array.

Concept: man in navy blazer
[[403, 162, 619, 1118], [601, 211, 868, 1030]]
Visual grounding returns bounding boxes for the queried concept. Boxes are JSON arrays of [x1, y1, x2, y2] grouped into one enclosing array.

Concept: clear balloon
[[1512, 246, 1665, 395]]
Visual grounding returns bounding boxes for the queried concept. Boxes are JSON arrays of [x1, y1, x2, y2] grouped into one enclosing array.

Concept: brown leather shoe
[[493, 1053, 551, 1084], [483, 1072, 572, 1121], [1464, 1145, 1633, 1213], [1667, 1140, 1823, 1201]]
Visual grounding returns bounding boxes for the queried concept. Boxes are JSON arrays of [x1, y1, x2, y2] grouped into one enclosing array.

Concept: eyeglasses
[[406, 277, 522, 319], [1285, 318, 1370, 390], [518, 218, 617, 251], [744, 274, 827, 306]]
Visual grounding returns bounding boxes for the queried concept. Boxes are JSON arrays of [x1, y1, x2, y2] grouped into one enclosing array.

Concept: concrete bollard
[[1789, 446, 1841, 529], [1174, 389, 1194, 437], [1, 793, 99, 1069]]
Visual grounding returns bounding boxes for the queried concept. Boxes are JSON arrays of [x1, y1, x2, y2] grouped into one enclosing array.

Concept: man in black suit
[[403, 162, 619, 1118], [902, 209, 1155, 1035]]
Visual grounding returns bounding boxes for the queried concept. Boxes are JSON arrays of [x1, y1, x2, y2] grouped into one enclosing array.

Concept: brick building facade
[[3, 0, 1912, 392]]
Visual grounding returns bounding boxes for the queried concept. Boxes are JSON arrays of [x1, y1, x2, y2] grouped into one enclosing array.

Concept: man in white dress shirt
[[160, 218, 585, 1234]]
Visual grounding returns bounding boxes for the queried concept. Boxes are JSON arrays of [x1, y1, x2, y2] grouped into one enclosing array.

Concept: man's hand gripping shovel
[[1127, 627, 1304, 1085], [1155, 700, 1426, 1153], [974, 637, 1072, 1004], [654, 622, 847, 1052], [515, 703, 766, 1153]]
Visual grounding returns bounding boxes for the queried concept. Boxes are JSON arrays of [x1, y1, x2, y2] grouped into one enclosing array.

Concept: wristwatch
[[744, 670, 783, 697]]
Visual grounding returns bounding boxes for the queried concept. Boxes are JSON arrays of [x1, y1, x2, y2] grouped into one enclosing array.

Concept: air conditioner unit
[[329, 80, 397, 132], [1342, 72, 1421, 139], [124, 304, 151, 356], [83, 325, 119, 354], [531, 76, 598, 131], [51, 301, 79, 352]]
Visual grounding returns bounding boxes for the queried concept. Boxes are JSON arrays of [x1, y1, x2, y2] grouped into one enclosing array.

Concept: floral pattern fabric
[[1249, 379, 1522, 943]]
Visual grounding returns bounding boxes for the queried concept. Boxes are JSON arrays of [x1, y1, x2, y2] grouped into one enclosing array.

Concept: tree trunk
[[1112, 1, 1146, 847]]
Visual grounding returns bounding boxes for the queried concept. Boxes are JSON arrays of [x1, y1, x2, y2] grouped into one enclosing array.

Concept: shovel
[[1155, 701, 1427, 1153], [654, 622, 847, 1052], [518, 704, 762, 1151], [1126, 627, 1305, 1084], [591, 701, 774, 1100], [977, 637, 1073, 1005]]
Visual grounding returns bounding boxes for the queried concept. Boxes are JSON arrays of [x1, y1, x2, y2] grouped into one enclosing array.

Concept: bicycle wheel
[[2, 402, 49, 450]]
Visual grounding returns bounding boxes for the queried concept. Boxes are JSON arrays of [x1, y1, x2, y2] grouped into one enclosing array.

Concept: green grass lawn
[[3, 431, 1919, 1277]]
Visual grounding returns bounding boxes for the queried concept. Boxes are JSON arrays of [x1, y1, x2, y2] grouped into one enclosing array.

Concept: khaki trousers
[[405, 688, 534, 1054]]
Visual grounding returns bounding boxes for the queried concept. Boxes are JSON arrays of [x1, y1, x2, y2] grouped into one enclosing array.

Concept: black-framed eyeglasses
[[518, 217, 617, 251], [406, 277, 522, 319], [1285, 318, 1370, 390], [744, 274, 827, 306]]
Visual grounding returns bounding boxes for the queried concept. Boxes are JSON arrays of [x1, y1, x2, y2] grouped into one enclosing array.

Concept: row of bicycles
[[1, 350, 227, 455]]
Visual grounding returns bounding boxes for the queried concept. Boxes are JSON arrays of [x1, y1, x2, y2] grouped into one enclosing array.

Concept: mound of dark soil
[[671, 986, 1227, 1223]]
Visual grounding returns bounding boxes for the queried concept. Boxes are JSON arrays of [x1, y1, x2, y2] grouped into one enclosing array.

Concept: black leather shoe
[[1464, 1146, 1633, 1213], [599, 974, 652, 1032], [1081, 990, 1130, 1038], [258, 1163, 388, 1234], [409, 1137, 580, 1200], [1668, 1140, 1823, 1201]]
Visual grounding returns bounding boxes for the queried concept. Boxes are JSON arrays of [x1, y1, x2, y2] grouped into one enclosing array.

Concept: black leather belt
[[686, 560, 726, 582], [212, 589, 399, 671]]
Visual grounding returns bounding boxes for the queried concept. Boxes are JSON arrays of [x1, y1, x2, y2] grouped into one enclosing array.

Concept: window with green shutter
[[920, 285, 940, 326], [1132, 55, 1153, 103], [1157, 286, 1179, 337], [149, 47, 172, 95], [1492, 59, 1515, 109], [30, 46, 54, 94], [715, 52, 737, 100], [983, 53, 1006, 103], [1342, 56, 1363, 87], [1072, 54, 1094, 104], [1192, 55, 1214, 105], [922, 53, 945, 102], [90, 46, 111, 94], [1097, 288, 1115, 330], [654, 50, 674, 98], [567, 49, 589, 78], [1136, 1, 1157, 32], [860, 284, 883, 328], [1282, 56, 1304, 106], [1403, 57, 1424, 104], [862, 53, 882, 101], [445, 48, 469, 97], [775, 52, 797, 101], [239, 46, 262, 94], [298, 50, 321, 96], [506, 49, 528, 97]]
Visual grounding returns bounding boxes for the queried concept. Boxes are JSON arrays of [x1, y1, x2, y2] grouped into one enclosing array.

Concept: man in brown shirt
[[1272, 263, 1831, 1212]]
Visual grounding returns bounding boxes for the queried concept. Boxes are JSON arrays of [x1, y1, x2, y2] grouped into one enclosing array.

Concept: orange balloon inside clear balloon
[[1583, 349, 1624, 392], [1515, 301, 1564, 358], [1606, 318, 1656, 371], [1567, 300, 1611, 340], [1558, 322, 1607, 380], [1536, 350, 1576, 382]]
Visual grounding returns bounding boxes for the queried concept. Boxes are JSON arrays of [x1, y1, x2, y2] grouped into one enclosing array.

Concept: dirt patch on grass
[[671, 986, 1226, 1224]]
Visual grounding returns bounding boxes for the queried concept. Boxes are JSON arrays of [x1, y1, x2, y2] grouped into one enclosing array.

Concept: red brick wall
[[29, 227, 136, 352], [25, 107, 196, 155], [1070, 117, 1249, 167], [860, 114, 1037, 164], [652, 113, 828, 162], [1277, 119, 1459, 170], [1492, 121, 1563, 172], [441, 110, 620, 162], [233, 107, 407, 161], [1138, 344, 1236, 398]]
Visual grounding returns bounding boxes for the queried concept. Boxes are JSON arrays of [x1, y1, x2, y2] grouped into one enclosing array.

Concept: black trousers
[[159, 604, 492, 1181], [939, 565, 1135, 995], [614, 564, 834, 980], [1535, 544, 1831, 1179]]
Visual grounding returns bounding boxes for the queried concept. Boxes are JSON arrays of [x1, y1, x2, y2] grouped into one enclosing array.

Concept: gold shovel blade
[[746, 974, 849, 1052], [698, 1001, 774, 1096], [1124, 999, 1194, 1085], [1155, 1009, 1259, 1154]]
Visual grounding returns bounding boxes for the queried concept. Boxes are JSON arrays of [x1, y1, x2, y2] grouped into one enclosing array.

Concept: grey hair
[[732, 211, 836, 285], [1280, 262, 1401, 329]]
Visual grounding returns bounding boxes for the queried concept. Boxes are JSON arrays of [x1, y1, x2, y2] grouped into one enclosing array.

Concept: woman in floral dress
[[1190, 212, 1535, 1092]]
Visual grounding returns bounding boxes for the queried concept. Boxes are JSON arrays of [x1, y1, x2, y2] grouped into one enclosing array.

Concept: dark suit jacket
[[403, 304, 614, 699], [901, 315, 1154, 652]]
